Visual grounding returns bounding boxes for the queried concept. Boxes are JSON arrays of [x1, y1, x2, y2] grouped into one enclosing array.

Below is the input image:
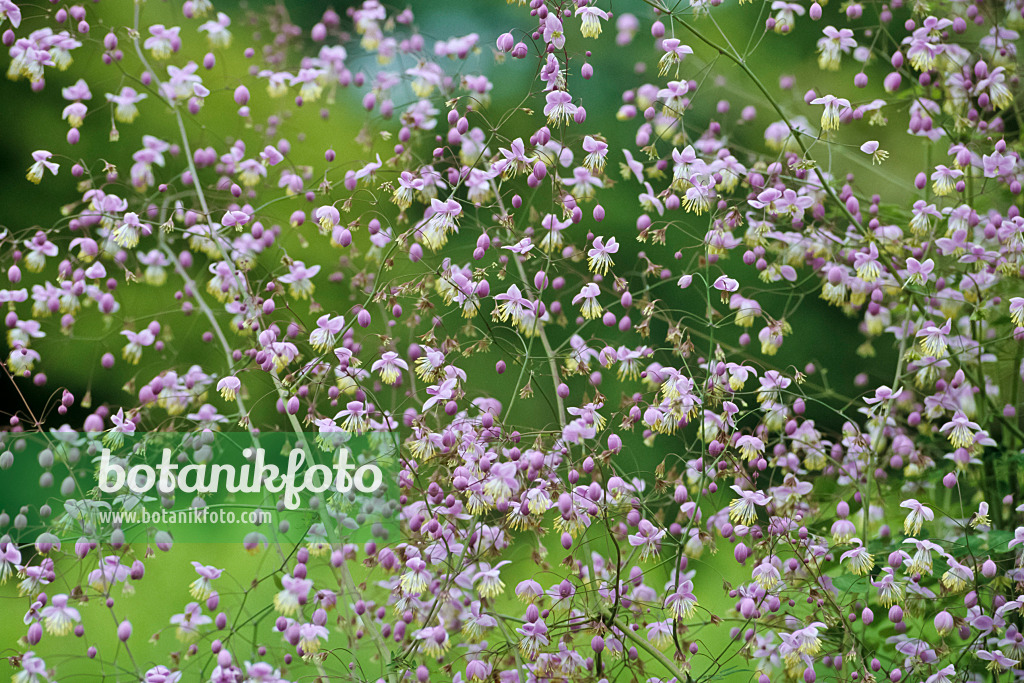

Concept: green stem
[[272, 375, 397, 683], [493, 182, 566, 429], [611, 616, 690, 682]]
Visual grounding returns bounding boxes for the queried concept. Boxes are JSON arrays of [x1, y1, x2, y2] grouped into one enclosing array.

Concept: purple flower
[[543, 90, 577, 127], [982, 149, 1017, 178], [105, 87, 147, 123], [25, 151, 58, 184], [189, 562, 223, 600], [273, 574, 313, 616], [587, 237, 619, 275], [729, 485, 772, 525], [143, 25, 182, 59], [40, 594, 80, 636], [977, 650, 1018, 671], [216, 377, 241, 401], [930, 165, 963, 196], [899, 498, 934, 535], [818, 26, 857, 69], [494, 285, 534, 327], [575, 6, 609, 38], [143, 665, 182, 683], [297, 622, 329, 653], [859, 140, 889, 164], [0, 0, 22, 29], [542, 14, 565, 49], [497, 138, 535, 177], [904, 257, 934, 285], [169, 602, 212, 641], [278, 261, 321, 300], [658, 38, 693, 76], [810, 94, 851, 130], [198, 12, 232, 49], [864, 385, 904, 405], [371, 351, 409, 385], [627, 519, 665, 560], [309, 314, 345, 352], [572, 283, 602, 320]]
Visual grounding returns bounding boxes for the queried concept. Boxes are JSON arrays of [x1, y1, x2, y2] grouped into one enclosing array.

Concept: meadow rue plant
[[0, 0, 1023, 682]]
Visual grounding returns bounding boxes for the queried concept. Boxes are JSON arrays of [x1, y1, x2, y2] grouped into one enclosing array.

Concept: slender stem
[[159, 240, 256, 431], [493, 182, 566, 429], [131, 0, 212, 218], [611, 616, 690, 682]]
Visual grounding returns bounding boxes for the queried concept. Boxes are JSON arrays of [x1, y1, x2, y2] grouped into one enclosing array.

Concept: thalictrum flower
[[586, 236, 619, 275], [40, 594, 80, 636], [189, 562, 223, 600], [860, 140, 889, 164], [658, 38, 693, 76], [543, 90, 576, 127], [940, 555, 974, 591], [572, 283, 602, 320], [143, 25, 181, 59], [278, 261, 320, 299], [817, 26, 857, 70], [169, 602, 212, 641], [627, 519, 665, 560], [371, 351, 409, 385], [575, 5, 609, 38], [840, 538, 875, 575], [25, 151, 58, 184], [728, 485, 771, 525], [1010, 297, 1024, 327], [899, 498, 934, 535]]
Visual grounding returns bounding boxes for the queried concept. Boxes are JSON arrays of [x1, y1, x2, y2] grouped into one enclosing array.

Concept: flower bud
[[734, 543, 749, 563], [981, 559, 997, 578], [607, 434, 622, 452], [934, 610, 953, 635], [496, 32, 515, 52]]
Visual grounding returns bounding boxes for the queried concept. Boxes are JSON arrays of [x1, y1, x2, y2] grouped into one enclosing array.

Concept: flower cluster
[[2, 0, 1024, 682]]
